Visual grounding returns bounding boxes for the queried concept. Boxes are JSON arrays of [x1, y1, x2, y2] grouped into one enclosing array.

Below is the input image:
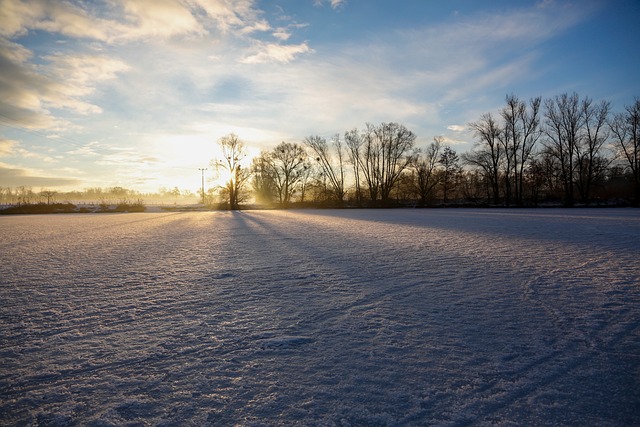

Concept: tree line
[[214, 93, 639, 208], [0, 186, 198, 207], [3, 92, 638, 211]]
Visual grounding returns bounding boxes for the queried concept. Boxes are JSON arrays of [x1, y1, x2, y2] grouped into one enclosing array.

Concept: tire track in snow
[[237, 209, 640, 425], [232, 211, 574, 423]]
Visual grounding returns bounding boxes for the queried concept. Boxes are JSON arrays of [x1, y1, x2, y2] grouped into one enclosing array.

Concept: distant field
[[1, 209, 639, 425]]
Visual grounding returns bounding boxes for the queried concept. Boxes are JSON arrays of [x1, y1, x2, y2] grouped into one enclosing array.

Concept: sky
[[1, 0, 639, 193]]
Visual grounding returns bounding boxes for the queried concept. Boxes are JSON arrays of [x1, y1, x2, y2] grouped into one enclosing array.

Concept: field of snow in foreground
[[1, 208, 639, 426]]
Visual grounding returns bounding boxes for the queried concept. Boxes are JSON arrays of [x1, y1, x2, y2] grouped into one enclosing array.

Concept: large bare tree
[[360, 122, 416, 204], [501, 94, 542, 205], [265, 142, 309, 205], [344, 128, 364, 205], [609, 98, 640, 203], [251, 153, 277, 205], [576, 98, 610, 203], [413, 136, 442, 206], [304, 134, 345, 203], [213, 133, 250, 210], [438, 146, 460, 203], [466, 113, 503, 204], [543, 92, 583, 206]]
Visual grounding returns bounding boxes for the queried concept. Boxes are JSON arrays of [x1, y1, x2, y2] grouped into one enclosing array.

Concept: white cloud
[[273, 27, 291, 41], [119, 0, 206, 39], [0, 0, 114, 40], [241, 42, 313, 64], [15, 145, 57, 162], [239, 19, 271, 35], [46, 53, 129, 88], [330, 0, 347, 9], [447, 125, 465, 132], [0, 139, 18, 156], [0, 0, 274, 42], [192, 0, 267, 36], [313, 0, 347, 9], [441, 136, 469, 146], [67, 141, 102, 157], [0, 37, 129, 130]]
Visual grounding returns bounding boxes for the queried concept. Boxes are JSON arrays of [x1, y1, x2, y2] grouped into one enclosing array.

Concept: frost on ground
[[1, 208, 639, 426]]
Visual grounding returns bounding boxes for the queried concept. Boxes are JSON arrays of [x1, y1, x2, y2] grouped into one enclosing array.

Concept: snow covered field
[[1, 208, 639, 426]]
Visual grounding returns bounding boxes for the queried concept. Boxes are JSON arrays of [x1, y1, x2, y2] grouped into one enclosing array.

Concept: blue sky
[[1, 0, 639, 193]]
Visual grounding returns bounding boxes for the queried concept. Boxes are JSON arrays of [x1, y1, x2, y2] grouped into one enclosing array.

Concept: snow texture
[[1, 208, 639, 426]]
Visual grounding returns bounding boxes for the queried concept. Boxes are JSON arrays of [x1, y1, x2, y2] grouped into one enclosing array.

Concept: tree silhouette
[[576, 98, 610, 204], [412, 136, 442, 206], [609, 98, 640, 204], [543, 93, 582, 206], [214, 133, 250, 210], [360, 122, 416, 204], [263, 142, 309, 205], [466, 113, 503, 204], [439, 146, 460, 203], [501, 94, 542, 205], [304, 134, 346, 203]]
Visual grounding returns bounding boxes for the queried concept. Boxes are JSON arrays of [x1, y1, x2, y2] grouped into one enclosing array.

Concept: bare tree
[[251, 153, 277, 205], [413, 136, 442, 206], [266, 142, 309, 205], [500, 97, 517, 205], [304, 134, 345, 203], [344, 128, 364, 206], [525, 158, 548, 206], [297, 159, 315, 203], [213, 133, 250, 209], [376, 122, 417, 203], [543, 92, 583, 206], [360, 123, 381, 202], [360, 122, 416, 204], [501, 94, 542, 205], [465, 113, 503, 204], [576, 98, 610, 203], [609, 98, 640, 203], [439, 146, 460, 203], [15, 186, 35, 205]]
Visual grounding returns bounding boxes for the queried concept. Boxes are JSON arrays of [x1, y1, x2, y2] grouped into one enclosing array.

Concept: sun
[[146, 133, 259, 193]]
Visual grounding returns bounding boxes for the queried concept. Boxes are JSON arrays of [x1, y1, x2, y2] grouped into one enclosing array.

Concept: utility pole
[[198, 168, 207, 204]]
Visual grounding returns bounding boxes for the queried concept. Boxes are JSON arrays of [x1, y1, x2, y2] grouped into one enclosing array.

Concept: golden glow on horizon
[[150, 133, 260, 194]]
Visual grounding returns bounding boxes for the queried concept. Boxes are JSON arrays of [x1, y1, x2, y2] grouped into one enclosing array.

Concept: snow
[[1, 208, 639, 426]]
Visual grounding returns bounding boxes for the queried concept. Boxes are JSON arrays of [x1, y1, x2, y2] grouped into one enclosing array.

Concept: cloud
[[0, 162, 81, 187], [0, 0, 306, 131], [0, 39, 129, 128], [238, 19, 271, 35], [0, 0, 115, 40], [0, 138, 59, 162], [0, 0, 274, 42], [120, 0, 207, 39], [441, 136, 469, 146], [273, 27, 291, 41], [194, 0, 265, 35], [0, 139, 18, 156], [67, 141, 102, 157], [241, 42, 313, 64], [330, 0, 347, 9], [447, 125, 465, 132], [313, 0, 347, 9]]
